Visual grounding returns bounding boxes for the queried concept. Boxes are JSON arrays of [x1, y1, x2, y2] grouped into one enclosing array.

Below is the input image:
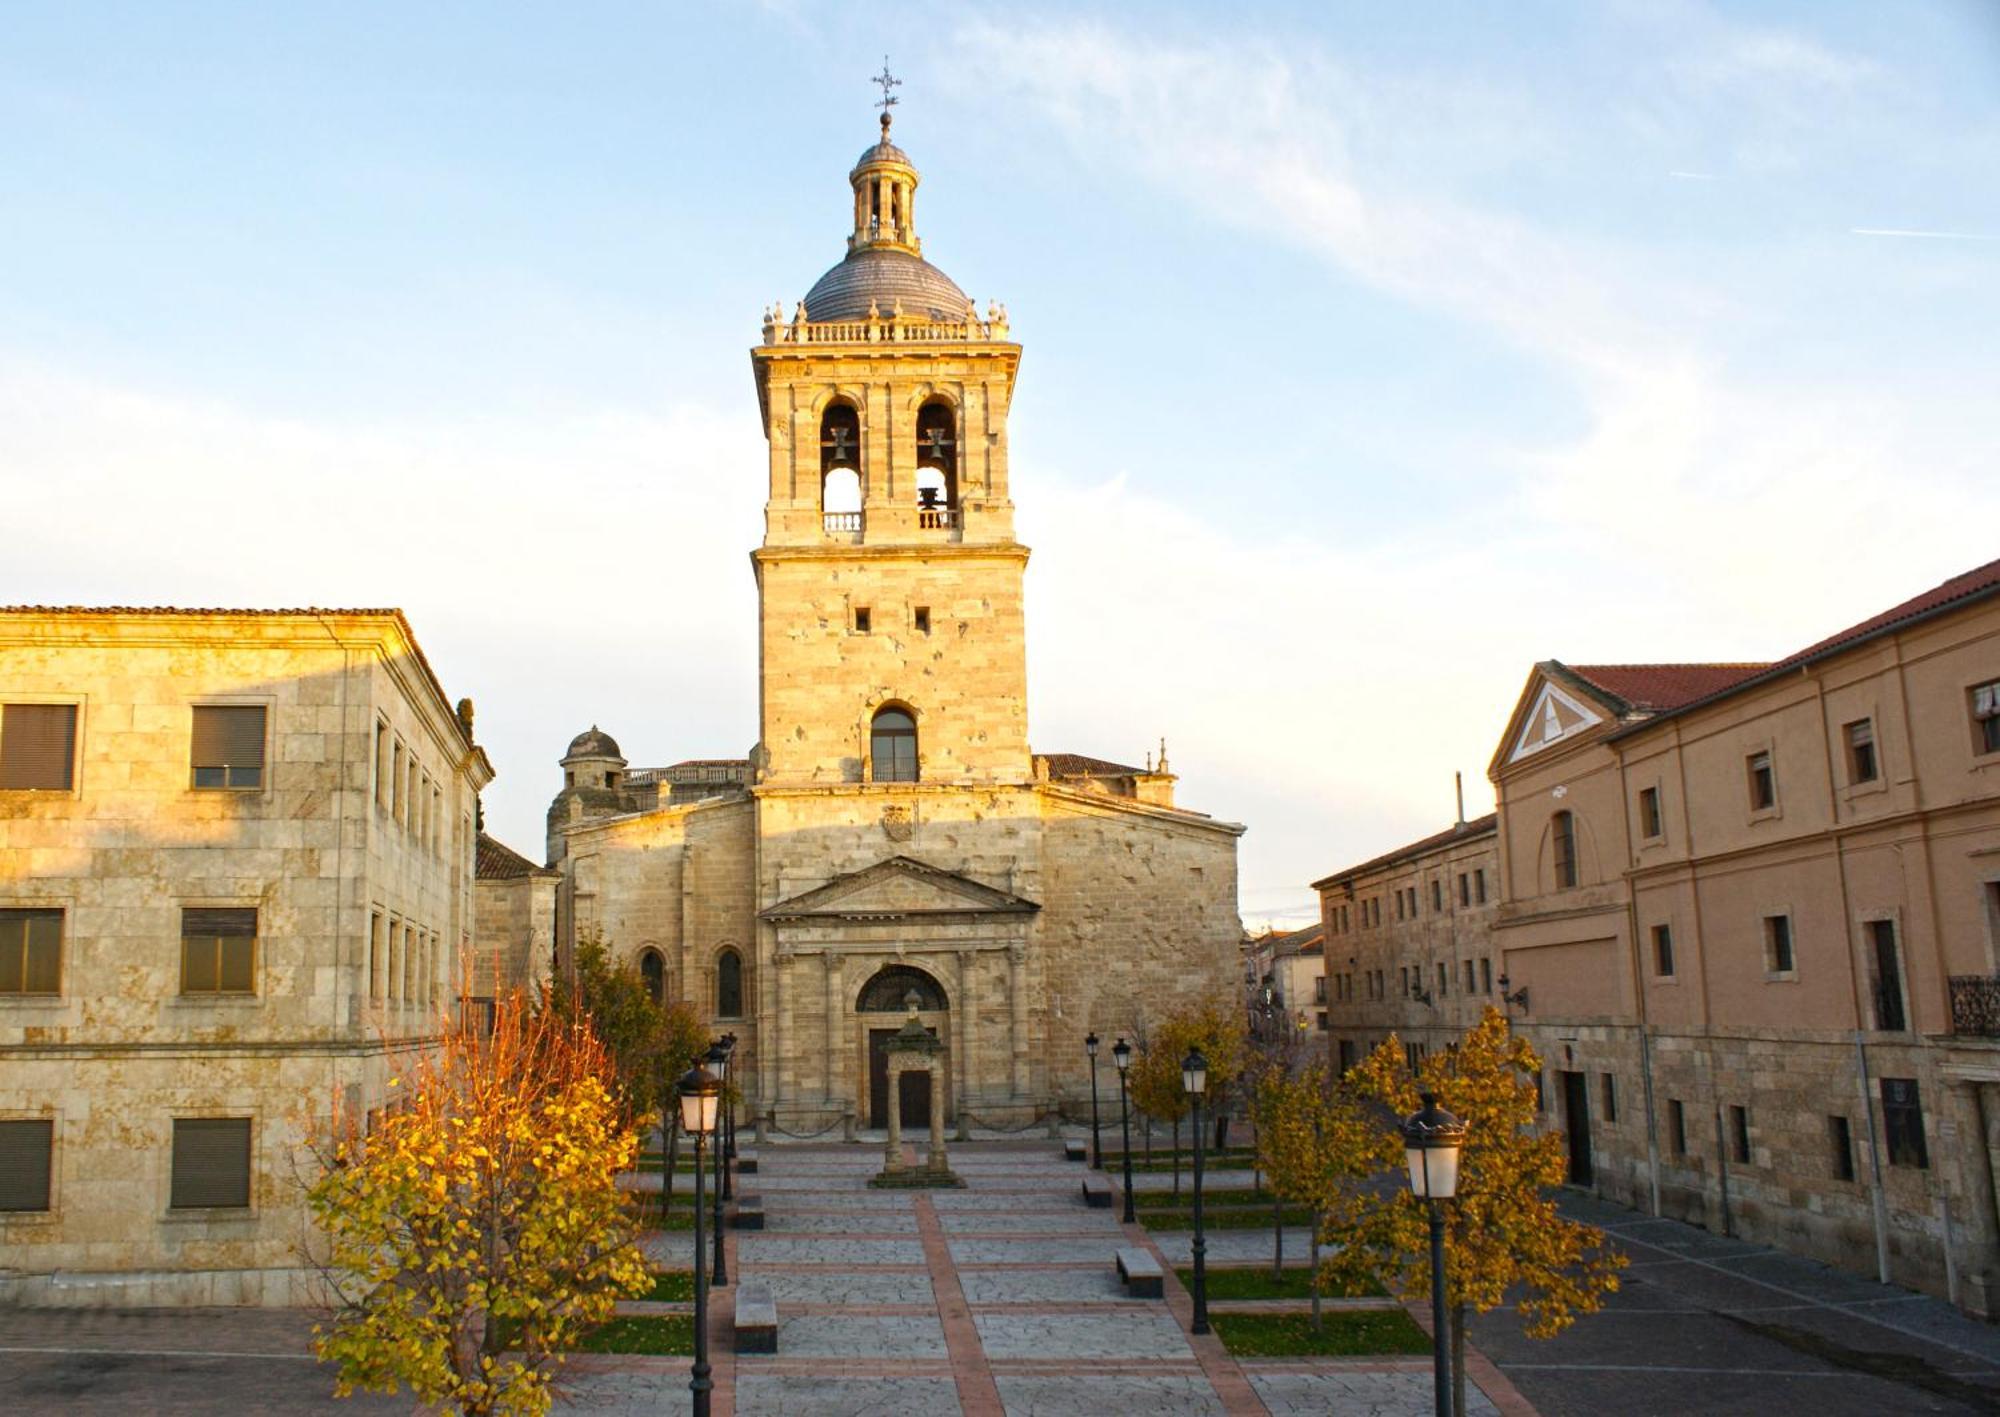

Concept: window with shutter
[[170, 1117, 251, 1208], [0, 1119, 54, 1212], [1974, 681, 2000, 755], [190, 705, 265, 789], [180, 907, 257, 994], [0, 909, 62, 995], [0, 704, 77, 791]]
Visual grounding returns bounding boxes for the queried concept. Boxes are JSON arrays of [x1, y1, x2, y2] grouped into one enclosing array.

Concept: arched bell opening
[[915, 400, 957, 528], [820, 401, 862, 531]]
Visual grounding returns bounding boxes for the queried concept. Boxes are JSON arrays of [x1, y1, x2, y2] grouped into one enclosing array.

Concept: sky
[[4, 1, 1997, 926]]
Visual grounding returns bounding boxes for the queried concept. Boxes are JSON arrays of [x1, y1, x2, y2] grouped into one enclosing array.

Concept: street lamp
[[676, 1062, 721, 1417], [1085, 1032, 1103, 1169], [719, 1035, 737, 1200], [1182, 1046, 1210, 1336], [1113, 1038, 1135, 1224], [706, 1040, 729, 1288], [1401, 1092, 1468, 1417], [722, 1032, 738, 1165]]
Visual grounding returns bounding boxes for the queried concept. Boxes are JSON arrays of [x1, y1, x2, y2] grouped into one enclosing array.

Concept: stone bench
[[1116, 1246, 1163, 1299], [734, 1148, 758, 1175], [734, 1280, 777, 1354], [1081, 1173, 1114, 1209], [1064, 1139, 1088, 1162], [732, 1194, 765, 1230]]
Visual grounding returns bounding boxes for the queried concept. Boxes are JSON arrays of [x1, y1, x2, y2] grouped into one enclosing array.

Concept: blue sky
[[4, 1, 1997, 923]]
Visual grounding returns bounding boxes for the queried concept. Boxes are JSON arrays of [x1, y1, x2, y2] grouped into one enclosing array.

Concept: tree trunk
[[1309, 1213, 1323, 1332], [1170, 1118, 1181, 1198], [663, 1110, 679, 1218], [1215, 1112, 1230, 1150], [1143, 1113, 1153, 1165], [1271, 1194, 1284, 1279], [1451, 1302, 1468, 1417]]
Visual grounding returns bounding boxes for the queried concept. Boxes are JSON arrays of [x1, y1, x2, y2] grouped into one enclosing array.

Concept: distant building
[[0, 608, 491, 1306], [471, 831, 558, 999], [1245, 923, 1328, 1043]]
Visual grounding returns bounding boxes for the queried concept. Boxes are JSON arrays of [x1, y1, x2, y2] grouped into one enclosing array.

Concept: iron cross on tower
[[872, 57, 901, 131]]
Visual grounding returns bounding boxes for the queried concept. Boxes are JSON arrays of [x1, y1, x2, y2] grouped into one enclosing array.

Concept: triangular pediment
[[1506, 678, 1606, 764], [761, 855, 1040, 922]]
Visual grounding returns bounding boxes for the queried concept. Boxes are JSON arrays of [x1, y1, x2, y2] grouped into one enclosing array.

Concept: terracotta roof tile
[[1562, 663, 1769, 712], [1311, 814, 1498, 891], [476, 832, 556, 880], [1036, 752, 1146, 779]]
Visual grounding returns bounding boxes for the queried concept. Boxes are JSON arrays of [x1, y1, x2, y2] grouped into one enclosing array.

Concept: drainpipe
[[1613, 741, 1663, 1217]]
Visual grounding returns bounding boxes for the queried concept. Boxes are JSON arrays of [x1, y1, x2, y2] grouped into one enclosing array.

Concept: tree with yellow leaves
[[1128, 999, 1245, 1196], [1327, 1007, 1626, 1417], [1255, 1057, 1400, 1326], [305, 990, 652, 1416]]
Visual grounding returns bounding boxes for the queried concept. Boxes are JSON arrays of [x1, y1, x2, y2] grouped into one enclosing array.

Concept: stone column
[[770, 949, 788, 1123], [883, 1060, 903, 1174], [824, 953, 842, 1106], [1008, 943, 1029, 1100], [928, 1055, 949, 1174], [955, 951, 974, 1140]]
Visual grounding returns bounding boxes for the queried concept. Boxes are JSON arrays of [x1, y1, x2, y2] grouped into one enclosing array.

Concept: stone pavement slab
[[749, 1270, 935, 1305], [732, 1373, 961, 1414], [994, 1372, 1225, 1415], [974, 1308, 1194, 1359], [749, 1313, 948, 1359], [738, 1236, 928, 1266], [1249, 1368, 1499, 1416], [958, 1269, 1133, 1304]]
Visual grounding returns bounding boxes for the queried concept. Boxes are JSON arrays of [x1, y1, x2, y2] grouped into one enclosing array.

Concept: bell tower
[[749, 98, 1029, 789]]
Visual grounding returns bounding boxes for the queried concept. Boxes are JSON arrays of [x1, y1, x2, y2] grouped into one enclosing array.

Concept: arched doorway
[[856, 965, 948, 1129]]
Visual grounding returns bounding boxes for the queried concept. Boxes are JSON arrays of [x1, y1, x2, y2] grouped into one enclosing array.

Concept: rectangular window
[[369, 911, 386, 1000], [1395, 892, 1404, 922], [0, 908, 62, 995], [1669, 1099, 1687, 1156], [913, 606, 930, 634], [1338, 1040, 1356, 1074], [374, 720, 390, 807], [0, 703, 77, 791], [1475, 869, 1487, 904], [1316, 1011, 1328, 1032], [1313, 976, 1326, 1004], [0, 1119, 54, 1212], [1973, 679, 2000, 755], [180, 907, 256, 995], [1480, 957, 1492, 994], [392, 741, 406, 823], [1845, 719, 1878, 784], [853, 606, 871, 633], [169, 1117, 251, 1209], [1869, 919, 1906, 1032], [191, 705, 265, 790], [1436, 961, 1448, 995], [1748, 750, 1776, 811], [1828, 1115, 1855, 1181], [1432, 880, 1442, 911], [1601, 1073, 1618, 1123], [1764, 914, 1794, 975], [1458, 873, 1469, 906], [1653, 923, 1675, 978], [1729, 1105, 1750, 1164], [1553, 812, 1577, 889], [1639, 786, 1662, 840], [1400, 966, 1410, 996], [1880, 1078, 1928, 1169], [1464, 959, 1476, 993]]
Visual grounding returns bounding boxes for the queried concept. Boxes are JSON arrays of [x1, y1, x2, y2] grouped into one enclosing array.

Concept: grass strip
[[1142, 1207, 1316, 1231], [1133, 1188, 1281, 1209], [644, 1270, 695, 1303], [1177, 1266, 1385, 1301], [573, 1314, 696, 1355], [1211, 1309, 1429, 1357]]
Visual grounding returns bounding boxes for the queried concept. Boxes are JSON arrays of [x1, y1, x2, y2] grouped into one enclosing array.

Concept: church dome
[[855, 137, 913, 171], [804, 247, 974, 323], [564, 725, 624, 763]]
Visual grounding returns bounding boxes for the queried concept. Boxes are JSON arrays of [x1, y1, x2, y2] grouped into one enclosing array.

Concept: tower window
[[853, 606, 871, 633], [639, 948, 665, 1004], [915, 400, 957, 526], [914, 606, 930, 634], [1552, 811, 1578, 889], [871, 706, 918, 782]]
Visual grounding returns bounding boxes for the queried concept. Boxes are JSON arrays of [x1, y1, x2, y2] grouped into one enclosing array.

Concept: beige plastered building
[[1319, 559, 2000, 1315], [539, 117, 1245, 1138], [0, 608, 492, 1306]]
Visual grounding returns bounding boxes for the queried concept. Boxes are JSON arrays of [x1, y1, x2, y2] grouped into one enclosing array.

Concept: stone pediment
[[761, 856, 1040, 923]]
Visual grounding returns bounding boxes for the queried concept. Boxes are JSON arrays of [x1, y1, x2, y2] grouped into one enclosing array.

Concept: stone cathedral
[[538, 111, 1243, 1136]]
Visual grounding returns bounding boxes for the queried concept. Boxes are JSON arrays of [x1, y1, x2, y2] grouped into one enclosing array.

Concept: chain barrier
[[763, 1114, 851, 1141]]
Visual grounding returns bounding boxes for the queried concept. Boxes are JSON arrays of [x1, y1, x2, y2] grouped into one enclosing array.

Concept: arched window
[[857, 964, 947, 1013], [639, 948, 665, 1004], [871, 706, 918, 782], [1552, 810, 1578, 890], [716, 947, 744, 1018], [915, 400, 957, 526]]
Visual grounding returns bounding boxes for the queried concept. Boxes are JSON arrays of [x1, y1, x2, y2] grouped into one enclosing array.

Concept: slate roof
[[476, 832, 556, 880], [1265, 922, 1325, 958], [1311, 814, 1499, 891], [803, 247, 975, 324]]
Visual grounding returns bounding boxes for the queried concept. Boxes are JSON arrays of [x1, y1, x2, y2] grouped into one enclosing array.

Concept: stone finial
[[456, 697, 475, 739], [1157, 737, 1170, 774]]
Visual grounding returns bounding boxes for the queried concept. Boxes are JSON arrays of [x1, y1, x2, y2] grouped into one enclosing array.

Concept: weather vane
[[872, 56, 901, 129]]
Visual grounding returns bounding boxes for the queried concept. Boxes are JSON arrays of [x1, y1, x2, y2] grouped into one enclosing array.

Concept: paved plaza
[[6, 1142, 1999, 1413]]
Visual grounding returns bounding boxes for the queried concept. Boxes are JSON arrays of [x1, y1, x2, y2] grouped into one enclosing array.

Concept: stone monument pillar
[[871, 991, 963, 1188]]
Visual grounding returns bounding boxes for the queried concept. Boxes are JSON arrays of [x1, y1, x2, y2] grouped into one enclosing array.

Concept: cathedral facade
[[543, 116, 1244, 1135]]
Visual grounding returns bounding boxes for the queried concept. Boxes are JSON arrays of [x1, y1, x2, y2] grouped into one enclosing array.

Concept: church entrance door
[[869, 1026, 935, 1129]]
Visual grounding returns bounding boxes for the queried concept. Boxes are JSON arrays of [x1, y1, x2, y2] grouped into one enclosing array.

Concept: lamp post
[[677, 1061, 722, 1417], [1085, 1032, 1103, 1169], [1182, 1046, 1210, 1335], [720, 1035, 736, 1201], [707, 1040, 729, 1288], [1113, 1038, 1135, 1224], [1401, 1092, 1468, 1417]]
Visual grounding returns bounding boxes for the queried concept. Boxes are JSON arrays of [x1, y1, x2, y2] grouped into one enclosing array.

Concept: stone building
[[471, 831, 558, 1000], [546, 115, 1245, 1136], [1315, 813, 1500, 1076], [1318, 556, 2000, 1315], [0, 608, 491, 1305], [1245, 922, 1328, 1043]]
